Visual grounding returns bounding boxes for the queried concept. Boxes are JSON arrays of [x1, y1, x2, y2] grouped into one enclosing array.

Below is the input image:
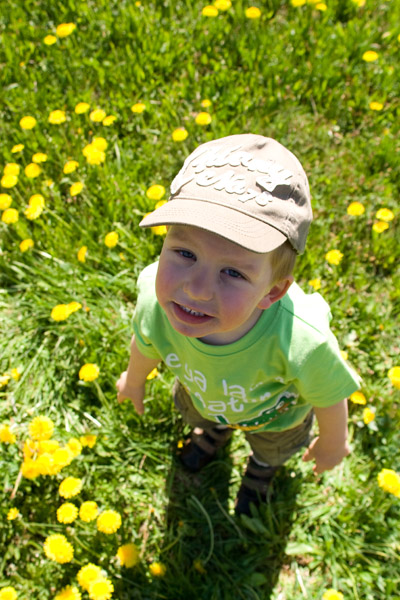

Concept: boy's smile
[[155, 225, 292, 345]]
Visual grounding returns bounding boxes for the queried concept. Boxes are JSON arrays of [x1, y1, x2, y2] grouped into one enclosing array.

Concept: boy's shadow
[[157, 434, 302, 600]]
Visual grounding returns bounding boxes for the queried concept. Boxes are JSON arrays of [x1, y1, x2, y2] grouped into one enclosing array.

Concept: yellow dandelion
[[0, 587, 18, 600], [7, 507, 20, 520], [20, 238, 34, 252], [214, 0, 231, 10], [83, 145, 106, 165], [193, 558, 207, 574], [104, 231, 119, 248], [1, 175, 18, 188], [32, 152, 48, 163], [388, 366, 400, 389], [29, 193, 45, 209], [59, 477, 83, 499], [291, 0, 307, 5], [0, 424, 17, 444], [4, 163, 20, 176], [25, 163, 41, 178], [25, 205, 43, 220], [369, 101, 383, 111], [55, 585, 82, 600], [325, 249, 343, 265], [146, 368, 159, 380], [90, 109, 107, 122], [20, 116, 37, 129], [79, 363, 100, 382], [56, 23, 77, 37], [11, 144, 24, 153], [351, 0, 365, 6], [172, 127, 188, 142], [21, 458, 41, 479], [44, 534, 74, 563], [377, 468, 400, 497], [149, 562, 166, 577], [245, 6, 261, 18], [195, 112, 212, 125], [116, 543, 139, 568], [362, 50, 379, 62], [88, 578, 114, 600], [151, 225, 167, 236], [131, 102, 146, 113], [322, 590, 344, 600], [97, 509, 122, 534], [202, 5, 219, 16], [0, 374, 11, 388], [347, 201, 365, 216], [79, 434, 97, 448], [77, 564, 103, 591], [68, 301, 82, 314], [44, 34, 57, 45], [315, 2, 327, 9], [79, 501, 99, 522], [363, 407, 375, 424], [146, 185, 165, 201], [350, 391, 366, 405], [103, 115, 116, 126], [67, 438, 82, 457], [29, 416, 54, 441], [64, 160, 79, 174], [70, 182, 84, 196], [77, 246, 88, 262], [0, 194, 12, 210], [92, 137, 108, 151], [57, 502, 79, 524], [35, 452, 53, 477], [372, 221, 389, 233], [11, 367, 22, 381], [201, 99, 212, 108], [48, 110, 66, 125], [75, 102, 90, 114], [52, 446, 74, 471], [51, 304, 71, 321], [308, 278, 321, 291], [38, 439, 59, 454], [375, 208, 394, 222]]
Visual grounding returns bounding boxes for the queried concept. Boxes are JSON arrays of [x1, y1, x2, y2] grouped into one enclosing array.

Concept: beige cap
[[140, 134, 312, 254]]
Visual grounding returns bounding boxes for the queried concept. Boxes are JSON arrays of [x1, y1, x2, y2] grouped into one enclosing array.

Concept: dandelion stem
[[189, 495, 214, 564], [10, 468, 23, 500]]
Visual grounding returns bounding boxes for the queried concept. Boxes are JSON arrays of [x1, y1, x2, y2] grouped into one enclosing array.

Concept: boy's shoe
[[179, 427, 233, 473], [235, 457, 278, 517]]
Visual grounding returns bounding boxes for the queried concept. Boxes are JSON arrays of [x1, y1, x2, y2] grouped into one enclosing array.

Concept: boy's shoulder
[[281, 281, 332, 336]]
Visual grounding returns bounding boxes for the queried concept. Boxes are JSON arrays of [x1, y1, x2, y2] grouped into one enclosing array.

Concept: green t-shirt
[[134, 262, 361, 433]]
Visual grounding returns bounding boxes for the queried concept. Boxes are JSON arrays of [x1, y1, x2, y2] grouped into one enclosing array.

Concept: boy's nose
[[183, 268, 214, 302]]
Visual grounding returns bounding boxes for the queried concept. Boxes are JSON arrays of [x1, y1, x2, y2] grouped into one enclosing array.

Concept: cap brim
[[139, 199, 287, 253]]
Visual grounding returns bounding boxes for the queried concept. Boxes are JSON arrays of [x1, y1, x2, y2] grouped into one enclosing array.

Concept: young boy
[[117, 134, 361, 516]]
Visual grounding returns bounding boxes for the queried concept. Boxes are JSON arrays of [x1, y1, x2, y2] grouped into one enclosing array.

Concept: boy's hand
[[116, 371, 145, 415], [302, 436, 350, 474]]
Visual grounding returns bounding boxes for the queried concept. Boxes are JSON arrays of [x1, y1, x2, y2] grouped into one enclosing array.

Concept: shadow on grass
[[128, 440, 303, 600]]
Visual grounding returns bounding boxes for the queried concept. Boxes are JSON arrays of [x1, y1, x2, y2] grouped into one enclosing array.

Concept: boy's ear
[[257, 276, 293, 310]]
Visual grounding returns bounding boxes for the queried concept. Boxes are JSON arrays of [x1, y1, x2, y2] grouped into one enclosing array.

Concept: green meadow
[[0, 1, 399, 599]]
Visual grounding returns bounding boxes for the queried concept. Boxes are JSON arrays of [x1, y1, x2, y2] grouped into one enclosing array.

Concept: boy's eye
[[178, 249, 195, 260], [224, 268, 243, 279]]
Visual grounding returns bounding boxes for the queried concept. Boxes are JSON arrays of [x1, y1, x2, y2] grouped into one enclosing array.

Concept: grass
[[0, 1, 399, 599]]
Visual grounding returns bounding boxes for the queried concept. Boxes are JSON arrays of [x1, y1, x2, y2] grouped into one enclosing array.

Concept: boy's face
[[155, 225, 292, 345]]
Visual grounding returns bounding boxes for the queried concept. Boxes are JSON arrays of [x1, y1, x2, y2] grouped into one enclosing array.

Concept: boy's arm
[[302, 398, 349, 474], [116, 335, 161, 414]]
